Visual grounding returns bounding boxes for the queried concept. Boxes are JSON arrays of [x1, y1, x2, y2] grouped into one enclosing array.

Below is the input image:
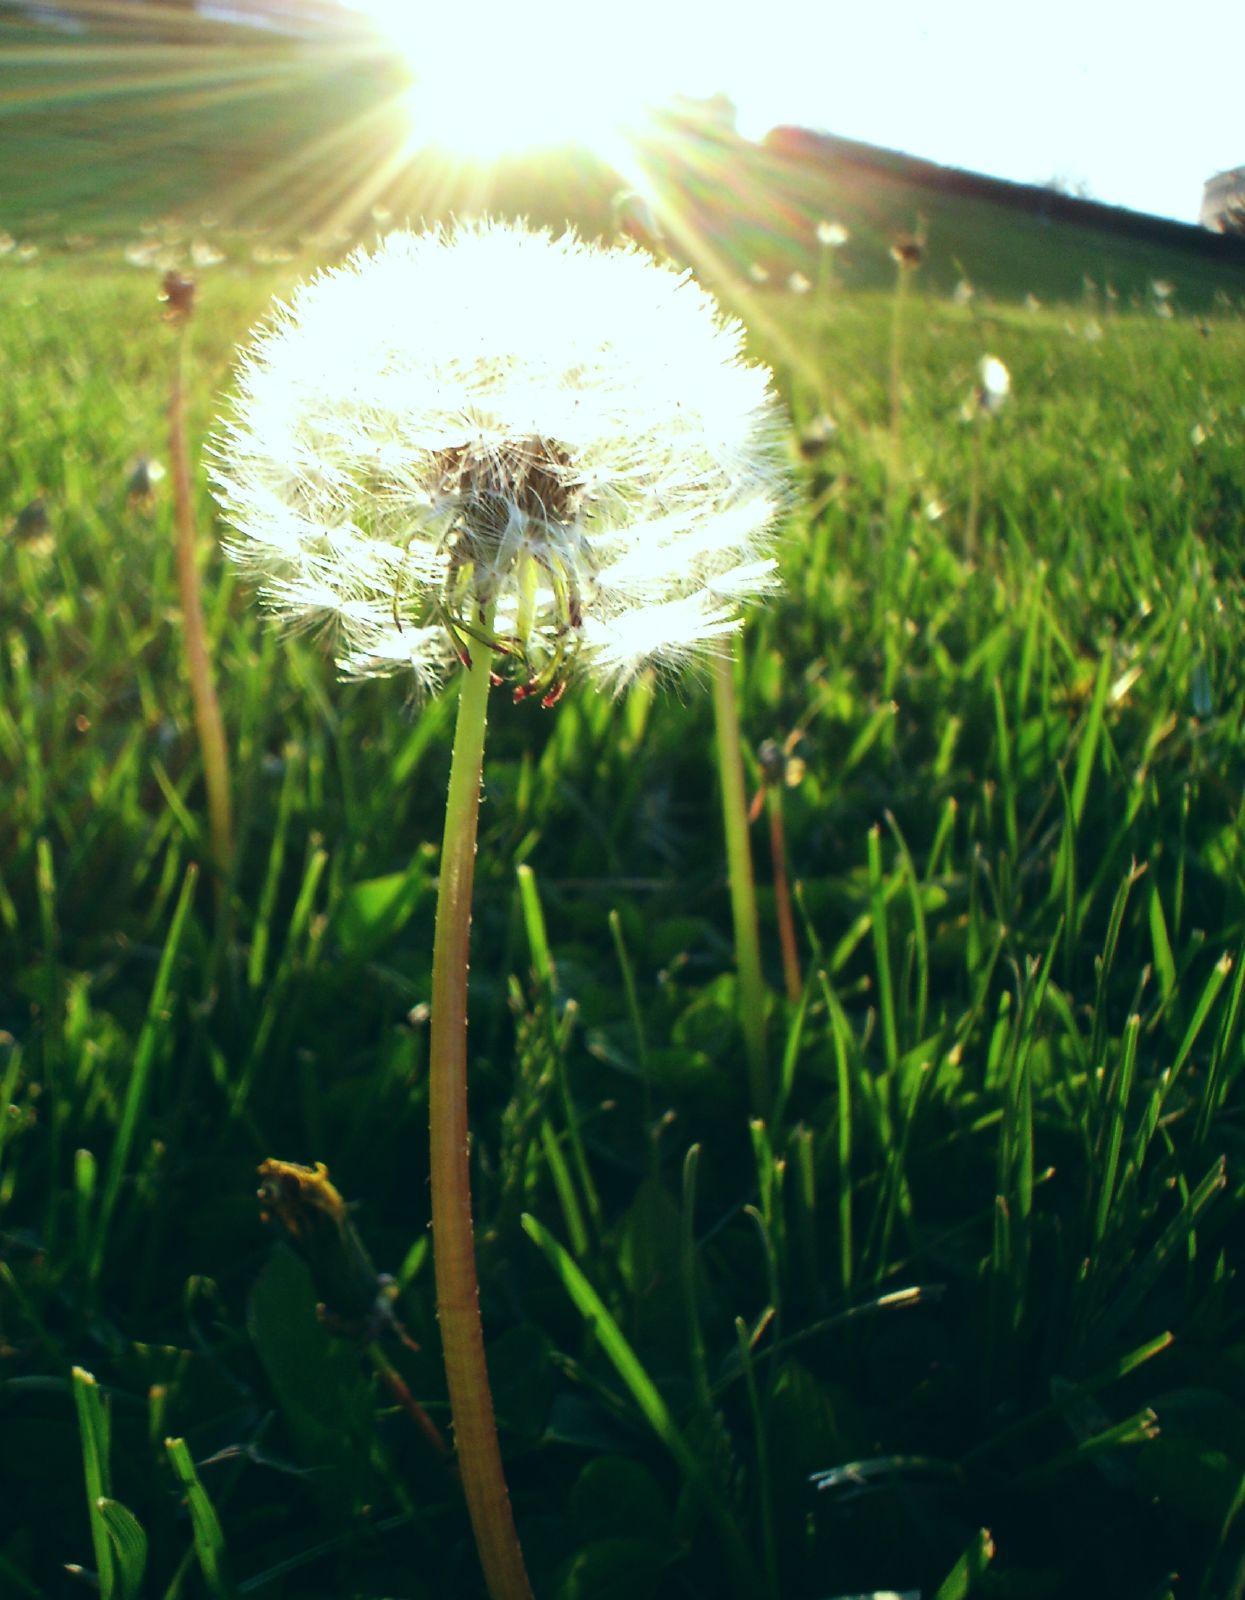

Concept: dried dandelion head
[[211, 220, 788, 701], [890, 234, 924, 269]]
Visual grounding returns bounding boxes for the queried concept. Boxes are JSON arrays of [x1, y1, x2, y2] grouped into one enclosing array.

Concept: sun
[[361, 0, 688, 162]]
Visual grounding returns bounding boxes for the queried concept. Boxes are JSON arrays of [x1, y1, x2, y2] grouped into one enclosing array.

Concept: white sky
[[361, 0, 1245, 222], [647, 0, 1245, 223]]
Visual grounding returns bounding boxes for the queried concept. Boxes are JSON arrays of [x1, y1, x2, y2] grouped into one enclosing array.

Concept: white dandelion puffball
[[212, 219, 788, 701]]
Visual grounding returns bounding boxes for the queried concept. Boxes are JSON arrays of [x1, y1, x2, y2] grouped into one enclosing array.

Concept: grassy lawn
[[3, 26, 1245, 1600]]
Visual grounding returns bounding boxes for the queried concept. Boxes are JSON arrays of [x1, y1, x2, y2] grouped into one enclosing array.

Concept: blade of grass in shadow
[[522, 1212, 765, 1597], [72, 1368, 115, 1599], [165, 1437, 239, 1600], [89, 864, 198, 1284], [933, 1527, 995, 1599], [734, 1316, 779, 1600]]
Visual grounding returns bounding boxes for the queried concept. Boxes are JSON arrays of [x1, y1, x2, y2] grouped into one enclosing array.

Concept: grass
[[3, 43, 1245, 1596]]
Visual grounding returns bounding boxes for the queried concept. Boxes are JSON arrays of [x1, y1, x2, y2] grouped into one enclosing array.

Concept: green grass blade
[[89, 864, 198, 1283], [1070, 652, 1112, 827], [522, 1212, 765, 1596], [734, 1316, 779, 1600], [1092, 1012, 1141, 1250], [71, 1367, 114, 1599], [97, 1499, 148, 1600], [165, 1437, 239, 1600], [934, 1527, 995, 1600], [867, 823, 899, 1074]]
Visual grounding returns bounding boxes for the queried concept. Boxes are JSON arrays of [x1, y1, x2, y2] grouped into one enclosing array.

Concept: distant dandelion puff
[[978, 355, 1011, 416], [191, 239, 226, 269], [816, 219, 849, 247], [212, 221, 788, 700], [787, 270, 812, 295]]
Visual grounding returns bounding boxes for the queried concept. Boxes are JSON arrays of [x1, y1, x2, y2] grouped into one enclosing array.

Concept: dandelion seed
[[953, 277, 974, 307], [787, 270, 812, 295], [212, 220, 788, 703], [1151, 278, 1174, 300], [747, 261, 770, 284], [1024, 293, 1041, 313]]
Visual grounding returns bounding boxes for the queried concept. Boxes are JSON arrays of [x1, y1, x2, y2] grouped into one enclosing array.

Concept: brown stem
[[767, 788, 802, 1005], [169, 317, 234, 892]]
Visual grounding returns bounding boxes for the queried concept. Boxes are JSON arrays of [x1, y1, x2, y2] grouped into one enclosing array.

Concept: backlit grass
[[2, 230, 1245, 1598]]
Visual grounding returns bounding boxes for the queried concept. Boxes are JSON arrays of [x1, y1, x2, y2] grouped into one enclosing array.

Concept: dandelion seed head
[[212, 220, 788, 697], [816, 219, 849, 248]]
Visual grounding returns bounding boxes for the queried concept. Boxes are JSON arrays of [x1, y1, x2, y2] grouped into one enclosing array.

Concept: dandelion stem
[[711, 647, 769, 1117], [169, 314, 234, 893], [429, 632, 533, 1600]]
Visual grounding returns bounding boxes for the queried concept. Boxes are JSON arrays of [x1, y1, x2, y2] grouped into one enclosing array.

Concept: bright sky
[[363, 0, 1244, 225]]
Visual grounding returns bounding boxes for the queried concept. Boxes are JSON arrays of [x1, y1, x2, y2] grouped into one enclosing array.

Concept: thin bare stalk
[[167, 278, 233, 891], [429, 634, 533, 1600], [964, 414, 984, 561], [711, 647, 769, 1117], [888, 260, 910, 476], [767, 787, 802, 1005]]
